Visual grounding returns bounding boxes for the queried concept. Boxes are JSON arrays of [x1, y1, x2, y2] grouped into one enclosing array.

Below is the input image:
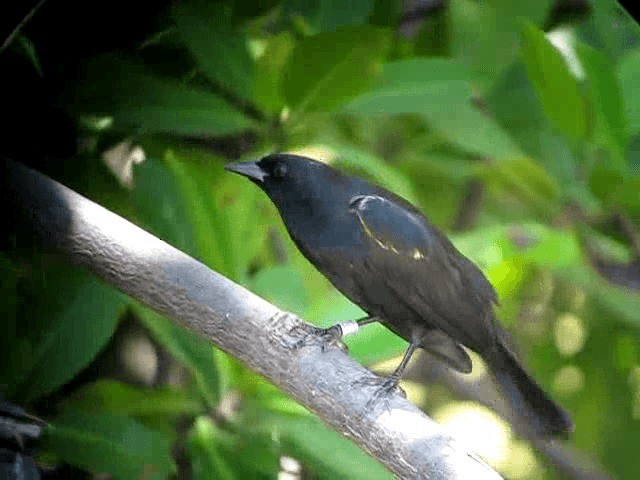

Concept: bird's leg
[[385, 340, 418, 389], [292, 316, 379, 350], [354, 316, 378, 328], [356, 341, 419, 409]]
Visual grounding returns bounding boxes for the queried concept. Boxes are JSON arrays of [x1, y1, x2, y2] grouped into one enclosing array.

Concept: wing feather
[[349, 194, 498, 349]]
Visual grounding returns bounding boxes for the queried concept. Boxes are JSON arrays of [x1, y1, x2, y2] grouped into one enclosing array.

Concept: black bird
[[226, 153, 574, 437]]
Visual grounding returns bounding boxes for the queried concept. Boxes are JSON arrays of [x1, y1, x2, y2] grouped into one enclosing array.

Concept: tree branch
[[3, 159, 502, 479]]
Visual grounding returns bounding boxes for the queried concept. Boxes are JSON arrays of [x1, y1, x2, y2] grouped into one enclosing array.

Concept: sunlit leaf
[[251, 265, 308, 315], [559, 265, 640, 328], [254, 32, 295, 113], [188, 417, 235, 480], [284, 26, 390, 112], [616, 48, 640, 135], [331, 144, 419, 203], [133, 156, 199, 257], [576, 42, 628, 165], [344, 58, 523, 158], [590, 0, 640, 58], [476, 157, 561, 217], [173, 1, 254, 99], [257, 412, 392, 479], [521, 23, 587, 140]]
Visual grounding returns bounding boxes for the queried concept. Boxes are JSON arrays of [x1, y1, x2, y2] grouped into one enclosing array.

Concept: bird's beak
[[224, 161, 267, 182]]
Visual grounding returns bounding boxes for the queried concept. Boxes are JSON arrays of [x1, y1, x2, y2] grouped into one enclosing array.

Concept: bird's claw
[[354, 374, 406, 412], [290, 325, 346, 352]]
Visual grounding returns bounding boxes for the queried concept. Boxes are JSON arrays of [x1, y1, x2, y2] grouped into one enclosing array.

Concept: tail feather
[[488, 342, 574, 437]]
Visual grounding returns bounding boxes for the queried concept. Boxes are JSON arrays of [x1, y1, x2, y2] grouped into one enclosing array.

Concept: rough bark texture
[[4, 159, 501, 479]]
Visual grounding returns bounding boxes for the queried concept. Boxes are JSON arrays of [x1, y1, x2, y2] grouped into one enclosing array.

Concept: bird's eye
[[272, 162, 288, 178]]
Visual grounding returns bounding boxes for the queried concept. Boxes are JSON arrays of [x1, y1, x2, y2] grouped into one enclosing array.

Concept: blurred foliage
[[2, 0, 640, 479]]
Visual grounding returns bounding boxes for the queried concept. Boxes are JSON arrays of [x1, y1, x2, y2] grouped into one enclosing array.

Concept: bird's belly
[[318, 251, 493, 352], [314, 254, 431, 343], [351, 280, 433, 342], [290, 225, 494, 351]]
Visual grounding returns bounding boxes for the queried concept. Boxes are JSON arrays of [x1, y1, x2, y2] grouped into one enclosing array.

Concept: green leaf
[[346, 323, 407, 365], [5, 265, 124, 402], [305, 287, 364, 327], [507, 225, 582, 268], [69, 55, 253, 135], [283, 26, 390, 112], [589, 161, 623, 203], [369, 0, 400, 28], [490, 0, 553, 26], [415, 6, 449, 57], [42, 410, 175, 480], [520, 23, 587, 140], [215, 427, 280, 477], [173, 1, 253, 100], [304, 289, 404, 364], [344, 58, 523, 158], [133, 157, 199, 257], [134, 304, 221, 407], [63, 380, 202, 417], [448, 0, 514, 90], [254, 32, 295, 113], [134, 145, 267, 282], [447, 0, 553, 91], [283, 0, 373, 32], [590, 0, 640, 59], [345, 76, 469, 115], [228, 0, 280, 21], [558, 264, 640, 329], [331, 144, 419, 204], [477, 157, 561, 218], [452, 223, 583, 272], [261, 414, 392, 479], [384, 56, 474, 84], [251, 265, 308, 315], [610, 175, 640, 216], [188, 417, 235, 480], [486, 63, 556, 159], [159, 149, 232, 274], [160, 148, 269, 281], [576, 42, 628, 165], [591, 162, 640, 216], [15, 35, 43, 76], [426, 104, 524, 159], [616, 48, 640, 135]]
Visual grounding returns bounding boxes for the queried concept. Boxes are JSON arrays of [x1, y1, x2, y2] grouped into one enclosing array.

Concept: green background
[[2, 0, 639, 478]]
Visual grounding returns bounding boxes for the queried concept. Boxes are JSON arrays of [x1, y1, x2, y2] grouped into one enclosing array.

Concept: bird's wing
[[349, 195, 436, 260], [349, 194, 497, 348]]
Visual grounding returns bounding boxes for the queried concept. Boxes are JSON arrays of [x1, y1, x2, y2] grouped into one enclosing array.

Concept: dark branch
[[3, 159, 502, 479]]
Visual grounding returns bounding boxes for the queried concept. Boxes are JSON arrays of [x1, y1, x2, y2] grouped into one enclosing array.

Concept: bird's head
[[225, 153, 320, 183], [225, 153, 347, 206]]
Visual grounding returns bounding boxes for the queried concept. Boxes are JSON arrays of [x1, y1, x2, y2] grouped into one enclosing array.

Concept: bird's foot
[[290, 324, 345, 352], [354, 374, 406, 412], [268, 312, 346, 352]]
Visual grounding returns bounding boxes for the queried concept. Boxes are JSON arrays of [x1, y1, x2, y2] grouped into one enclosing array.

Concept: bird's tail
[[487, 341, 574, 437]]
